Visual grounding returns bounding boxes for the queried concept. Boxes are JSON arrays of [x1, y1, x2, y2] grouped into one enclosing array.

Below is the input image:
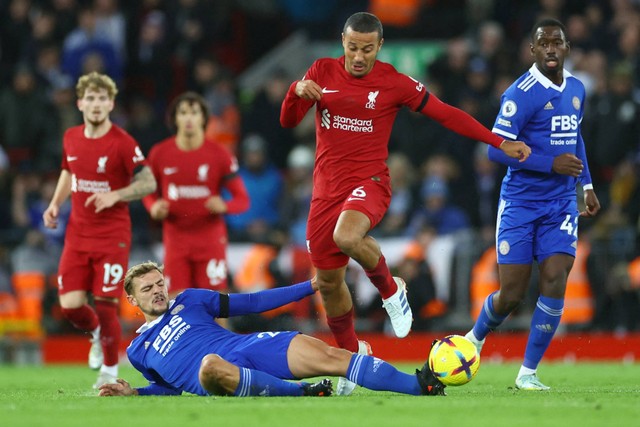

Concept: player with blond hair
[[43, 71, 157, 388]]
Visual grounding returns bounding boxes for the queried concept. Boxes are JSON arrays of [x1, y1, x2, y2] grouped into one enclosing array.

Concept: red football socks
[[61, 304, 99, 332], [364, 255, 396, 299], [95, 300, 121, 367], [326, 307, 359, 352]]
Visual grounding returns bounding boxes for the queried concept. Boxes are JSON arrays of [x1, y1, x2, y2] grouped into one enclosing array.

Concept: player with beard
[[97, 261, 446, 397], [280, 11, 531, 395], [43, 72, 157, 388]]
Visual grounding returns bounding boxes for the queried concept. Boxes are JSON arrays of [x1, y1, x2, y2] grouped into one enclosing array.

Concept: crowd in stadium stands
[[0, 0, 639, 339]]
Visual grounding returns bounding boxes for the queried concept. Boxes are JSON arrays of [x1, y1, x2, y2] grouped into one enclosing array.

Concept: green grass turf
[[1, 362, 638, 427]]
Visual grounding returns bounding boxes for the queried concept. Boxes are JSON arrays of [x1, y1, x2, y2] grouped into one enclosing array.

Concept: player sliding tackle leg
[[97, 261, 446, 397]]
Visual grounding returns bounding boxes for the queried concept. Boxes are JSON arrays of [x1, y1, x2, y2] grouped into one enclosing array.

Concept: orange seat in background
[[469, 247, 499, 320], [562, 241, 594, 324], [469, 242, 594, 325], [369, 0, 421, 27], [11, 271, 46, 338]]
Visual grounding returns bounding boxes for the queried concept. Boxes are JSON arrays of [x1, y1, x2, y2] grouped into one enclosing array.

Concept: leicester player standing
[[280, 11, 531, 395], [464, 18, 600, 390], [43, 72, 157, 388]]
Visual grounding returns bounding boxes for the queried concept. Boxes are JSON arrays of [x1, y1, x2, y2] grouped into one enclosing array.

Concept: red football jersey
[[61, 124, 146, 252], [145, 138, 239, 250], [281, 57, 429, 200]]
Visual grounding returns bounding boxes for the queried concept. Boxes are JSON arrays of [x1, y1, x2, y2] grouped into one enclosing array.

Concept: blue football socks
[[472, 291, 509, 340], [234, 367, 304, 397], [523, 295, 564, 369], [346, 354, 422, 395]]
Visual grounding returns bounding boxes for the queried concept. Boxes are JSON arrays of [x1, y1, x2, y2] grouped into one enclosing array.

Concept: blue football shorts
[[225, 331, 300, 379], [495, 198, 578, 264]]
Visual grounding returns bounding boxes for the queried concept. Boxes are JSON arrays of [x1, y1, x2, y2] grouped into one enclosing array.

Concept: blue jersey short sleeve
[[491, 65, 588, 201], [126, 289, 299, 396]]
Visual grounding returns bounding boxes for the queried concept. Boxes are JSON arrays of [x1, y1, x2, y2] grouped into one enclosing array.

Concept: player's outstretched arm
[[227, 280, 316, 317], [421, 94, 529, 161], [488, 146, 554, 172], [499, 140, 531, 162]]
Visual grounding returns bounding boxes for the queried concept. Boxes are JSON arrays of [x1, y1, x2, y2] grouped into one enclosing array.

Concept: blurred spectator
[[61, 6, 122, 82], [587, 159, 639, 332], [468, 143, 503, 245], [279, 144, 315, 249], [376, 152, 417, 237], [94, 0, 127, 62], [24, 7, 59, 63], [0, 0, 32, 82], [584, 61, 640, 207], [405, 176, 471, 237], [0, 64, 58, 170], [49, 80, 83, 153], [10, 172, 67, 275], [34, 43, 72, 97], [50, 0, 80, 41], [126, 10, 172, 108], [280, 0, 341, 39], [190, 55, 241, 153], [0, 147, 14, 244], [167, 0, 214, 68], [428, 37, 471, 105], [227, 134, 284, 242], [242, 69, 297, 170], [125, 95, 170, 155]]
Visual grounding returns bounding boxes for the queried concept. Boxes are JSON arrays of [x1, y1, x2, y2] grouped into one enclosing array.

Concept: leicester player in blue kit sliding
[[98, 261, 445, 397], [464, 18, 600, 391]]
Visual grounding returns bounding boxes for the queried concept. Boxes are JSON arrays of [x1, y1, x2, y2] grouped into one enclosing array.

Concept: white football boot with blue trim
[[382, 277, 412, 338]]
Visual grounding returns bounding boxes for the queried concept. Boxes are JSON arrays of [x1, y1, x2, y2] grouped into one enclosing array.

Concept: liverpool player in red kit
[[280, 12, 531, 395], [143, 92, 249, 305], [43, 72, 157, 388]]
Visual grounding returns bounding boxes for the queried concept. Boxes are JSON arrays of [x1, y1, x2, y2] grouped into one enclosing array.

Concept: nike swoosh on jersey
[[322, 88, 340, 93], [67, 156, 78, 161], [163, 167, 179, 175], [101, 285, 119, 293]]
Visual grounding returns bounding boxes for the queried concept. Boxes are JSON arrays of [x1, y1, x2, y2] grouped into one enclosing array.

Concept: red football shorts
[[163, 244, 228, 293], [307, 177, 391, 270], [57, 245, 130, 299]]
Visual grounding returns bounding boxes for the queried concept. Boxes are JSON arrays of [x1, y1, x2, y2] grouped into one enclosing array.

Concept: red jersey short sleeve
[[146, 138, 237, 251], [282, 57, 429, 201], [62, 124, 146, 252]]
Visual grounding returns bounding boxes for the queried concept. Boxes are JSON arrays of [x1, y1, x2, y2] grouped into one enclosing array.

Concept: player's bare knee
[[496, 288, 524, 313], [199, 354, 235, 395], [333, 231, 359, 254], [540, 273, 569, 297], [314, 276, 341, 295]]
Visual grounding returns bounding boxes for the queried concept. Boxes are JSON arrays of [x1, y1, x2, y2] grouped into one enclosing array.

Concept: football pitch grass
[[1, 362, 638, 427]]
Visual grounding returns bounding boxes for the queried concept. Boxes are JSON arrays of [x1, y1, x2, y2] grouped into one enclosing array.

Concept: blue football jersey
[[127, 289, 299, 396], [490, 64, 592, 201]]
